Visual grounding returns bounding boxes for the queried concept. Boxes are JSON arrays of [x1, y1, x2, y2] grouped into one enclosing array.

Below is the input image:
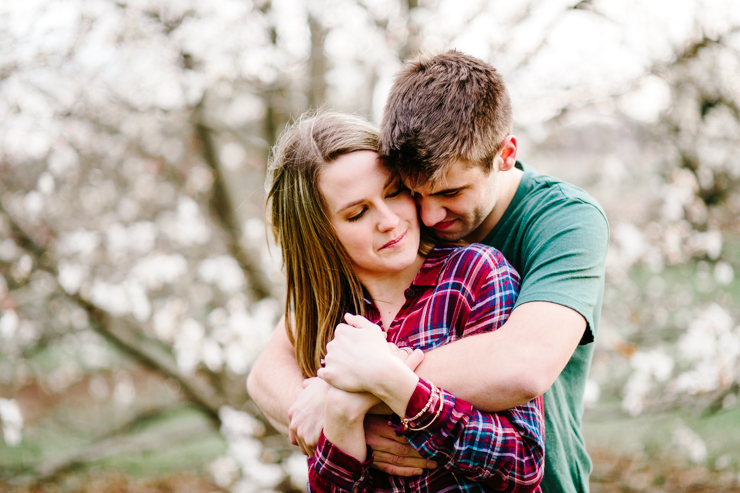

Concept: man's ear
[[498, 135, 518, 171]]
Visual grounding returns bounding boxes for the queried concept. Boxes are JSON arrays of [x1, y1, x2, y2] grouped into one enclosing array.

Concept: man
[[248, 50, 608, 493]]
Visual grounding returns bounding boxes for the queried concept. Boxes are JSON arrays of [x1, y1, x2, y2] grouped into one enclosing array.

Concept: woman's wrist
[[325, 387, 378, 424], [369, 358, 419, 417]]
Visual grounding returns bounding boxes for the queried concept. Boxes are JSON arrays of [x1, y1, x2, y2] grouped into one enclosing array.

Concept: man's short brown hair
[[379, 50, 513, 186]]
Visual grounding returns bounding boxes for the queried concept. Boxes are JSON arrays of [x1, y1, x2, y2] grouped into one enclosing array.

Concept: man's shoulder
[[517, 161, 607, 222], [520, 162, 603, 204]]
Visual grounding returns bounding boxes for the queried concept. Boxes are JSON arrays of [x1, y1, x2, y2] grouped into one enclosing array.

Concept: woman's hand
[[319, 314, 415, 393], [326, 386, 381, 423], [323, 386, 380, 462], [318, 314, 421, 417], [318, 314, 390, 393]]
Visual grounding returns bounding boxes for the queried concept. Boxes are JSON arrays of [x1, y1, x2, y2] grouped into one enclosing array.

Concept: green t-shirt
[[482, 162, 609, 493]]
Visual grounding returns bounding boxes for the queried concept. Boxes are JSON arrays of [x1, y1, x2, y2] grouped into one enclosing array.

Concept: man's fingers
[[288, 429, 298, 446], [369, 462, 424, 477], [364, 415, 405, 440], [365, 433, 417, 457], [297, 440, 307, 456], [372, 450, 435, 468], [300, 441, 315, 458]]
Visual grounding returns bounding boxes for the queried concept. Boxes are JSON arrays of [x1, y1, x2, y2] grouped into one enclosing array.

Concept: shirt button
[[405, 286, 418, 298]]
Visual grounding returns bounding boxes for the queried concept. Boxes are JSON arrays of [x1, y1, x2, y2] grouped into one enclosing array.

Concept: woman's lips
[[381, 230, 407, 250]]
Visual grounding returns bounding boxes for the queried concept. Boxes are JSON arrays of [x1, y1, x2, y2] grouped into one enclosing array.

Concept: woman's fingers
[[404, 348, 425, 371], [386, 343, 425, 371], [343, 313, 386, 337]]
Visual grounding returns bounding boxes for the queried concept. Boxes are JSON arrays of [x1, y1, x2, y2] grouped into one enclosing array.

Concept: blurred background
[[1, 0, 739, 491]]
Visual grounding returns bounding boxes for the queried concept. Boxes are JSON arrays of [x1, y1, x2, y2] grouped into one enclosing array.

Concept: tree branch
[[0, 199, 225, 424], [193, 101, 274, 302]]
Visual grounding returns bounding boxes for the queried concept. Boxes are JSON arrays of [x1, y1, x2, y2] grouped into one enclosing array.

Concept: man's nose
[[418, 198, 446, 227]]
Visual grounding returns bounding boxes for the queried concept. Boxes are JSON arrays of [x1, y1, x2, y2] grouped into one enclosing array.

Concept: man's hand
[[364, 415, 438, 476], [288, 377, 330, 457]]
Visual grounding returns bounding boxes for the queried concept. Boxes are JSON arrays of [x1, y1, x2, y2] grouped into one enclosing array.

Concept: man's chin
[[431, 227, 465, 243]]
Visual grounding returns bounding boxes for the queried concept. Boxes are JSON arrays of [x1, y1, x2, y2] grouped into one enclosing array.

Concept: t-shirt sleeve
[[515, 196, 609, 344]]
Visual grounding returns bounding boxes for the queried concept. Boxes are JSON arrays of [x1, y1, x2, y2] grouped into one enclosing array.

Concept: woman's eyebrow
[[336, 175, 396, 213], [336, 198, 365, 214]]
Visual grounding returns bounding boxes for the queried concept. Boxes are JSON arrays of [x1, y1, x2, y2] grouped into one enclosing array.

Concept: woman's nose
[[377, 204, 400, 232]]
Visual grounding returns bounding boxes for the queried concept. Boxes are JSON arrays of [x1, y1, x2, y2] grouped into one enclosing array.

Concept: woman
[[266, 112, 544, 492]]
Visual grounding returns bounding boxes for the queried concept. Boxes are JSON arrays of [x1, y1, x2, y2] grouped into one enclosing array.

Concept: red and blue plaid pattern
[[308, 244, 545, 492]]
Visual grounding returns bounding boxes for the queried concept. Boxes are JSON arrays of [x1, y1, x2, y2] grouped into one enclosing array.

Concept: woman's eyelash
[[347, 207, 367, 222], [347, 185, 405, 222], [386, 184, 407, 198]]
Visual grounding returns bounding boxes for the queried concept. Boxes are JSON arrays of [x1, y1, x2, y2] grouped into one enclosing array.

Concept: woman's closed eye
[[347, 206, 367, 222], [386, 183, 409, 199]]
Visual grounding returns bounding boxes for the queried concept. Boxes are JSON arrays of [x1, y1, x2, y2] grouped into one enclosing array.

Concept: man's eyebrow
[[429, 184, 467, 196], [336, 175, 395, 213]]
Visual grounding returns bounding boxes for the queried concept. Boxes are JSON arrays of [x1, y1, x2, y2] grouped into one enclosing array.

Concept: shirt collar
[[409, 245, 454, 287], [361, 245, 453, 305]]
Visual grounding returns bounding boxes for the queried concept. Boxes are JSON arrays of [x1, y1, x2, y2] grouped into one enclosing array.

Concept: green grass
[[0, 404, 226, 481], [584, 402, 740, 469]]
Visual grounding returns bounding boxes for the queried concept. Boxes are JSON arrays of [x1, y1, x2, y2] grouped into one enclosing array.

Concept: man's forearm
[[246, 317, 304, 434], [415, 301, 586, 412]]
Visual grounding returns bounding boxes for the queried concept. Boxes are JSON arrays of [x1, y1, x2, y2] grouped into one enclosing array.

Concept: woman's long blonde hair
[[266, 112, 379, 377]]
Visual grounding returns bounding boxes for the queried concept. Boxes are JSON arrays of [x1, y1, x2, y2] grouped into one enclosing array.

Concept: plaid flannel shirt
[[308, 244, 545, 492]]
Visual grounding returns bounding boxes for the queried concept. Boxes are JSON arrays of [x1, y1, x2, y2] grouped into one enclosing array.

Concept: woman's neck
[[359, 254, 426, 330]]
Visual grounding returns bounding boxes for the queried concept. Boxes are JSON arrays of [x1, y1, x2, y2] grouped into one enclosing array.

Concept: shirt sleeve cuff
[[405, 378, 434, 417], [309, 430, 373, 490], [394, 378, 438, 434]]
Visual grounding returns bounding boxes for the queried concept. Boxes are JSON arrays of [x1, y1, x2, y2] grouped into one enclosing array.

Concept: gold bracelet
[[408, 386, 443, 432], [400, 382, 437, 431]]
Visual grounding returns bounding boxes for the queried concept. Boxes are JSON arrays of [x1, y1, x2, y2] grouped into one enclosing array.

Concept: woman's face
[[319, 150, 421, 282]]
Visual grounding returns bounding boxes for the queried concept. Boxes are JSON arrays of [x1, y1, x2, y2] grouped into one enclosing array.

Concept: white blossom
[[0, 398, 24, 446], [58, 229, 101, 257], [58, 262, 87, 295], [201, 337, 224, 372], [0, 240, 18, 262], [714, 261, 735, 285], [673, 423, 707, 464], [132, 254, 188, 291], [198, 256, 245, 294], [152, 297, 186, 342], [37, 172, 55, 195], [174, 318, 205, 375], [0, 310, 19, 340], [113, 375, 136, 407], [285, 452, 309, 491], [210, 456, 240, 488], [673, 304, 740, 394], [622, 348, 675, 416], [159, 197, 212, 247]]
